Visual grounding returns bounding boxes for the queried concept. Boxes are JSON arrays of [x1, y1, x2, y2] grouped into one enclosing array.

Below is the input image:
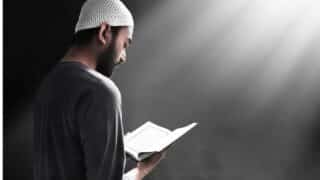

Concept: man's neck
[[62, 46, 97, 69]]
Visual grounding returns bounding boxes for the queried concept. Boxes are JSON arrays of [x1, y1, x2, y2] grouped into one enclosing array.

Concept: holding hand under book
[[124, 151, 167, 180], [124, 121, 197, 179]]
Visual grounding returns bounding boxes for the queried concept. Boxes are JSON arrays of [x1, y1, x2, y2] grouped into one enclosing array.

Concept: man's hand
[[136, 151, 166, 179], [124, 150, 168, 180]]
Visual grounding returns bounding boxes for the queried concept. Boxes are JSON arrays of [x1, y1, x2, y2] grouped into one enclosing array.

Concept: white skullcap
[[75, 0, 134, 39]]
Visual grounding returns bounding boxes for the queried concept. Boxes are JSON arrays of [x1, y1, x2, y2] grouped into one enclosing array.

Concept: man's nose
[[119, 50, 127, 63]]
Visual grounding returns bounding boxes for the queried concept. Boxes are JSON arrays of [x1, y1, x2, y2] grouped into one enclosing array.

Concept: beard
[[96, 40, 119, 77]]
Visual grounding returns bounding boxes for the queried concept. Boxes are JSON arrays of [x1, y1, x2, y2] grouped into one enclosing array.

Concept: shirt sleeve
[[122, 169, 138, 180], [76, 85, 125, 180]]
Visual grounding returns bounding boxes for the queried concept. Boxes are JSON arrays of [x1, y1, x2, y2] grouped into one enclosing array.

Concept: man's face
[[96, 27, 131, 77]]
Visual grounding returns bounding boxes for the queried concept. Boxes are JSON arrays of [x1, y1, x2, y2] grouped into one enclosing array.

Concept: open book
[[124, 121, 198, 161]]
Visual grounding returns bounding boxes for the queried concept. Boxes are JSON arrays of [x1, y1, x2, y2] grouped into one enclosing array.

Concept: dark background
[[4, 0, 320, 180]]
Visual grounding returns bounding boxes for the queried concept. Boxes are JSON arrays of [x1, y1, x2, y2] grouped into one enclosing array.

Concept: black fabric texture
[[33, 61, 125, 180]]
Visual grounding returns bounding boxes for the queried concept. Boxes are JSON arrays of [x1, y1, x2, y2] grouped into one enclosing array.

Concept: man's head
[[73, 0, 134, 77]]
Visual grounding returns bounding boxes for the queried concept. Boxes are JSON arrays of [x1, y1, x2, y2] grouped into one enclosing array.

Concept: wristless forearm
[[124, 168, 145, 180]]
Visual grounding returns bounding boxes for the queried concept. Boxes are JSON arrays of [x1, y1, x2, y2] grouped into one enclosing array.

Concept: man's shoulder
[[54, 61, 119, 89], [37, 61, 121, 102], [60, 62, 122, 103], [85, 68, 122, 102]]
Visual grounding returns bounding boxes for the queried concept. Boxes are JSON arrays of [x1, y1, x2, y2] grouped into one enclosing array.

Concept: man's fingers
[[140, 151, 166, 165], [152, 151, 167, 161], [137, 151, 167, 178], [146, 152, 162, 163], [160, 151, 166, 160]]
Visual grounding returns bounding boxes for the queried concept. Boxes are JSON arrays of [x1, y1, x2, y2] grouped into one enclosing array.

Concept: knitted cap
[[75, 0, 134, 39]]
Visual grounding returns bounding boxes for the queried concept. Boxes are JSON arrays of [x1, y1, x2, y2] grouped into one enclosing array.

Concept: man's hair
[[71, 26, 122, 47]]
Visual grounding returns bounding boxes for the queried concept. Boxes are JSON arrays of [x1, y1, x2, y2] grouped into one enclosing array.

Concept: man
[[33, 0, 165, 180]]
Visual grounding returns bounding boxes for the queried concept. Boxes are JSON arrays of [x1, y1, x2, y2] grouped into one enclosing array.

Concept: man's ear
[[98, 22, 112, 46]]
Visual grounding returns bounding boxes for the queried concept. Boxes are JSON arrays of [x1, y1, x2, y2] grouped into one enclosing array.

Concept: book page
[[124, 122, 171, 153], [155, 122, 198, 151]]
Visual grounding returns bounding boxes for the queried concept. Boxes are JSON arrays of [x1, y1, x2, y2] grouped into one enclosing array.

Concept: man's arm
[[76, 86, 125, 180], [123, 168, 140, 180], [123, 152, 166, 180], [77, 84, 165, 180]]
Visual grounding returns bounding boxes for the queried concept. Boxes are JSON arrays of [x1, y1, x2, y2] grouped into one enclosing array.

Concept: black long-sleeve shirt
[[33, 61, 127, 180]]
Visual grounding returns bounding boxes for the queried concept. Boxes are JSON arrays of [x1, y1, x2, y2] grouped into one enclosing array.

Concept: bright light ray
[[115, 1, 320, 179], [125, 0, 252, 88], [249, 1, 320, 106]]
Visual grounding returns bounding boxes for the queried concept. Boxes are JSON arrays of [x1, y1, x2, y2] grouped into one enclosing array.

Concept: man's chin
[[108, 65, 122, 77], [101, 70, 114, 77], [99, 65, 123, 77], [96, 66, 113, 77]]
